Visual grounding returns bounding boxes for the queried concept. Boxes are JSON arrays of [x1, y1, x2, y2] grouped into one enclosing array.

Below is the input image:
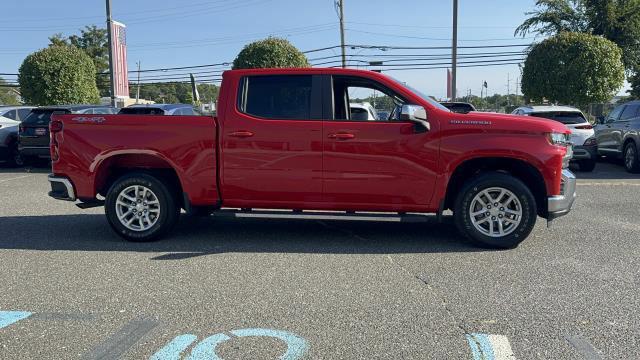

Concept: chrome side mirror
[[400, 104, 430, 131]]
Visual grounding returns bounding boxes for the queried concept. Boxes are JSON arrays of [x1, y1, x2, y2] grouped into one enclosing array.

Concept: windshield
[[530, 111, 586, 125], [390, 77, 451, 112]]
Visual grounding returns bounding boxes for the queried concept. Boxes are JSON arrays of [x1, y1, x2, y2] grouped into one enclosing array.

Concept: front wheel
[[624, 142, 640, 173], [454, 172, 537, 249], [105, 173, 180, 242]]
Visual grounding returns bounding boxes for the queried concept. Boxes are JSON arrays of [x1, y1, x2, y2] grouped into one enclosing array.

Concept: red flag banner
[[111, 21, 129, 98]]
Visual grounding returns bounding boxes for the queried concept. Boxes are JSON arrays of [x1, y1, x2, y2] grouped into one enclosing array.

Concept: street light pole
[[451, 0, 458, 101], [338, 0, 346, 68], [105, 0, 116, 107]]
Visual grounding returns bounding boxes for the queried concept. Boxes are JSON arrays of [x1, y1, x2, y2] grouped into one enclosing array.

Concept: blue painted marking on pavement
[[230, 328, 308, 360], [0, 311, 32, 329], [150, 334, 198, 360], [150, 328, 308, 360], [185, 333, 230, 360], [466, 333, 495, 360]]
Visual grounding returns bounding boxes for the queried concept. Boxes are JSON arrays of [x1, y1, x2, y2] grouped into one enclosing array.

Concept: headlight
[[547, 132, 571, 146], [583, 137, 597, 146]]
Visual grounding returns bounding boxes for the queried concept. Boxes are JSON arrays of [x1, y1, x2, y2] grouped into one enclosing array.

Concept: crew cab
[[48, 68, 576, 249]]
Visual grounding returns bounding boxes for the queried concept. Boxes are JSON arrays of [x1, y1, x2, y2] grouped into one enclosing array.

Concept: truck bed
[[50, 114, 219, 206]]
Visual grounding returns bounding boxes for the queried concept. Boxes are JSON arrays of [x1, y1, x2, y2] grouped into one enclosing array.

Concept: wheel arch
[[444, 156, 548, 217], [94, 152, 185, 207]]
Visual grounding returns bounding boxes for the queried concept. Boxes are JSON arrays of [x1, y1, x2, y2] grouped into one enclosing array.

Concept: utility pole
[[105, 0, 116, 107], [506, 73, 511, 106], [451, 0, 458, 101], [337, 0, 346, 68], [135, 61, 141, 104]]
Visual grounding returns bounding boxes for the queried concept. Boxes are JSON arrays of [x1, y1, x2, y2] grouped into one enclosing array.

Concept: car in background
[[18, 105, 117, 163], [349, 102, 379, 120], [0, 106, 35, 122], [118, 104, 199, 116], [440, 102, 476, 114], [595, 100, 640, 173], [512, 105, 596, 172], [376, 110, 390, 121], [0, 115, 23, 167]]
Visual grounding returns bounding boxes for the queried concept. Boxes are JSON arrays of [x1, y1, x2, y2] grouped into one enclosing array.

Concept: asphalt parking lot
[[0, 161, 639, 359]]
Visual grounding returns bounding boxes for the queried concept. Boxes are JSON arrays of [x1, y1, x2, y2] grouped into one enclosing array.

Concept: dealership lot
[[0, 162, 638, 359]]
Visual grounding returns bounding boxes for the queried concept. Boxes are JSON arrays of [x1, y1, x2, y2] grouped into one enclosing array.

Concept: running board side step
[[213, 209, 432, 223]]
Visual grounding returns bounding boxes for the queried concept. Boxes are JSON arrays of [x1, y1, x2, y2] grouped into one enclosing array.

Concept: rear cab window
[[238, 75, 320, 120]]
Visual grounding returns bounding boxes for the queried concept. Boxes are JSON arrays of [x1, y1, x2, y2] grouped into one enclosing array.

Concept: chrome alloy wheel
[[469, 187, 522, 238], [115, 185, 161, 231]]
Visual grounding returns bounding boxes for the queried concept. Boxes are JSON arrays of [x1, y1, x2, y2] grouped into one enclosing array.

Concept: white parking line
[[577, 182, 640, 186], [466, 333, 516, 360], [0, 174, 33, 184]]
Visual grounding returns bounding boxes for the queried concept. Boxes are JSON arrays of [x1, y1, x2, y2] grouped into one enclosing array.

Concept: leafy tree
[[50, 26, 110, 96], [18, 46, 100, 105], [233, 37, 310, 69], [629, 73, 640, 99], [0, 77, 20, 105], [515, 0, 589, 36], [516, 0, 640, 94], [521, 32, 624, 106]]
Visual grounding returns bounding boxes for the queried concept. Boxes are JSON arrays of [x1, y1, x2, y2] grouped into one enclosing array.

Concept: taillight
[[574, 124, 593, 130], [50, 120, 63, 133], [19, 124, 24, 133]]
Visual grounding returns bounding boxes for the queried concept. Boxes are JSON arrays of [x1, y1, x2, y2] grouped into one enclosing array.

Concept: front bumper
[[48, 174, 76, 201], [547, 169, 576, 220], [571, 145, 597, 161]]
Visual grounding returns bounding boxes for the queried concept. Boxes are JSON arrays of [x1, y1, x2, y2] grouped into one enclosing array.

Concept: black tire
[[105, 172, 180, 242], [578, 159, 596, 172], [5, 143, 24, 167], [454, 172, 537, 249], [624, 142, 640, 173]]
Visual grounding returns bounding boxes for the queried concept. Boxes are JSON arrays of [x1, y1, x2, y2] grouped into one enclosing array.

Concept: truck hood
[[460, 111, 571, 134]]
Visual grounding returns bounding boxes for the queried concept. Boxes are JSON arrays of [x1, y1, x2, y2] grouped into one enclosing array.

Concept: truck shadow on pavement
[[0, 214, 486, 259]]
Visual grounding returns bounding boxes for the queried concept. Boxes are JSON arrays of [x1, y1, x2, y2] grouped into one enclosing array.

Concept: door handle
[[328, 133, 355, 140], [229, 130, 254, 138]]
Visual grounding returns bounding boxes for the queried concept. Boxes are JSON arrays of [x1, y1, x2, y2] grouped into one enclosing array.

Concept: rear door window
[[239, 75, 316, 120], [530, 112, 586, 125]]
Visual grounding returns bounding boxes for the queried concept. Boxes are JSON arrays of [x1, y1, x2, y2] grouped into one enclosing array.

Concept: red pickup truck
[[48, 68, 576, 248]]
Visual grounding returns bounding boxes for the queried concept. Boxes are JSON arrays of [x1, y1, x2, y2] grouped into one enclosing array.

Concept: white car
[[512, 105, 597, 171], [349, 102, 379, 121], [0, 115, 22, 166]]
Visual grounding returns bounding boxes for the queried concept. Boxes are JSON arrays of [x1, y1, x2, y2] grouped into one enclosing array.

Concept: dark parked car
[[18, 105, 117, 163], [118, 104, 199, 115], [440, 102, 476, 114], [595, 100, 640, 173]]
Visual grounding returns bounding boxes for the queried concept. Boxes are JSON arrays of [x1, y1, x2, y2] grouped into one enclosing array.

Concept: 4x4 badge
[[72, 116, 106, 124]]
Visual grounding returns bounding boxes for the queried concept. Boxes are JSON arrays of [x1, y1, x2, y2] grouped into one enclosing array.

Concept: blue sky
[[2, 0, 622, 98]]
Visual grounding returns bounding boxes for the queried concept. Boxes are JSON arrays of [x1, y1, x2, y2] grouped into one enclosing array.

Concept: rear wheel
[[454, 172, 537, 249], [5, 143, 23, 167], [105, 173, 179, 242], [577, 160, 596, 172], [624, 142, 640, 173]]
